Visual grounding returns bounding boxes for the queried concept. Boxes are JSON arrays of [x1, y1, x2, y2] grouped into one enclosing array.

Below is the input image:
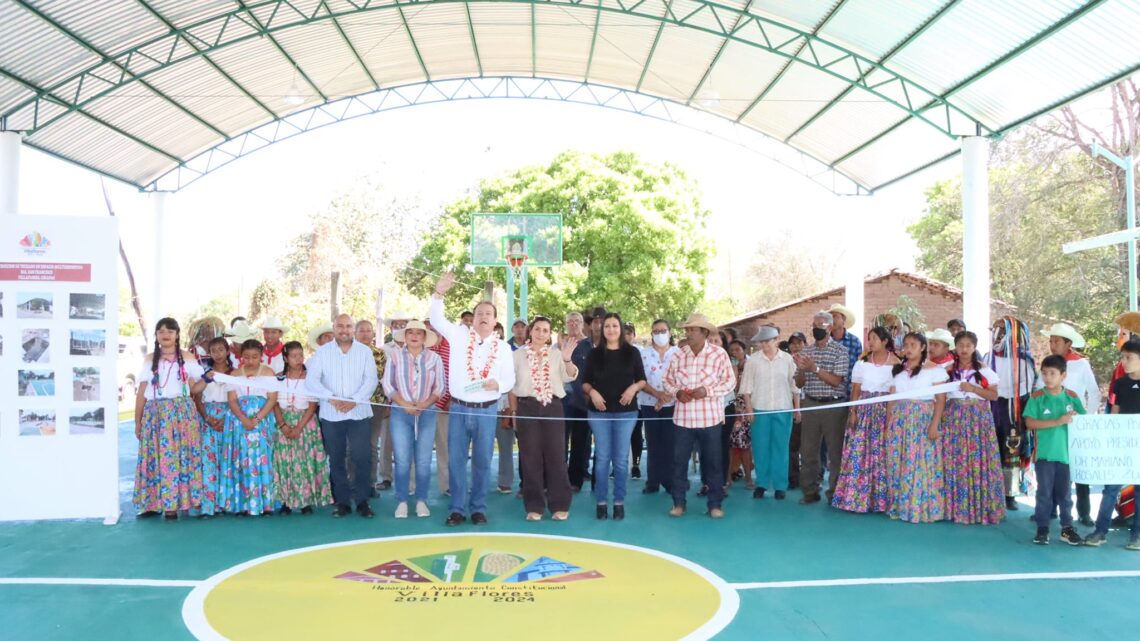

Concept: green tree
[[401, 150, 714, 330]]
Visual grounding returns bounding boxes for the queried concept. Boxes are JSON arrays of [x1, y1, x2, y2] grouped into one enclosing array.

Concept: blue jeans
[[672, 423, 725, 509], [1033, 460, 1073, 529], [752, 411, 793, 491], [588, 410, 638, 503], [1093, 485, 1140, 539], [640, 405, 675, 493], [320, 418, 372, 507], [447, 403, 498, 516], [390, 406, 438, 503]]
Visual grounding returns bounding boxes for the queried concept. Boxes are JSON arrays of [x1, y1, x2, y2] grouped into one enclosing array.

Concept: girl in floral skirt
[[272, 341, 331, 514], [833, 327, 899, 513], [887, 332, 949, 523], [133, 317, 207, 520], [193, 337, 234, 517], [943, 331, 1005, 524], [224, 339, 278, 516]]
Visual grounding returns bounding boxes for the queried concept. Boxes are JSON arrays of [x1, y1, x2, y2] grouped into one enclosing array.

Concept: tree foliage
[[741, 232, 836, 312], [400, 150, 714, 330]]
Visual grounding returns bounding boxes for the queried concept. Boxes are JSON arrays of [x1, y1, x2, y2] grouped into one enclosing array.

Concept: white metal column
[[843, 197, 866, 337], [150, 192, 167, 340], [961, 136, 991, 335], [0, 131, 20, 217]]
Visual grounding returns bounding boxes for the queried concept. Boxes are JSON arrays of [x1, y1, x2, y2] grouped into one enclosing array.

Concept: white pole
[[150, 192, 167, 340], [961, 136, 991, 335], [0, 130, 20, 217], [843, 197, 867, 338]]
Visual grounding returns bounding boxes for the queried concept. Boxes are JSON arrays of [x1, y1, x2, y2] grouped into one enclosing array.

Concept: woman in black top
[[582, 313, 647, 520]]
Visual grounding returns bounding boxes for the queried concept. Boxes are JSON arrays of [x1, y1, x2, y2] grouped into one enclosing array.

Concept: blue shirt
[[835, 330, 863, 395], [566, 338, 597, 410]]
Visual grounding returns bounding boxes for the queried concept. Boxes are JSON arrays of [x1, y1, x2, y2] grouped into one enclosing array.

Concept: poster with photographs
[[1, 216, 120, 521]]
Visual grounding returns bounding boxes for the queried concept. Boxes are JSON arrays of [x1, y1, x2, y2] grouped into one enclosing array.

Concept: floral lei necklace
[[466, 330, 498, 382], [527, 345, 552, 405]]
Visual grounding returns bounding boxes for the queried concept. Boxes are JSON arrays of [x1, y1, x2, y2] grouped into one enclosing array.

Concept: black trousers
[[517, 397, 572, 514], [564, 401, 592, 489], [640, 405, 675, 492]]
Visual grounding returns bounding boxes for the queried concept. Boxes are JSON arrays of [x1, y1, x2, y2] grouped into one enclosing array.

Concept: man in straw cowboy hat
[[307, 322, 334, 351], [662, 313, 736, 519], [793, 311, 851, 505], [225, 320, 259, 360], [827, 304, 862, 396], [1040, 322, 1101, 526], [259, 316, 289, 374]]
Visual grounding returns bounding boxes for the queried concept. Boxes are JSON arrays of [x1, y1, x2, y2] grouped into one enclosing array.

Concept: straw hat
[[260, 315, 289, 332], [395, 320, 439, 348], [225, 320, 259, 344], [1041, 322, 1085, 349], [750, 325, 779, 343], [925, 328, 955, 347], [826, 304, 856, 328], [679, 313, 719, 334], [1115, 311, 1140, 335], [307, 322, 334, 350], [384, 311, 413, 327]]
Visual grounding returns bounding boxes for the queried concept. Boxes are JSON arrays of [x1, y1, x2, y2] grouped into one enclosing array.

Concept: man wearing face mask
[[792, 311, 850, 504]]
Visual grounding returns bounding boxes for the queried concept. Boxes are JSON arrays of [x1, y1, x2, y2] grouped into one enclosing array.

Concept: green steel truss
[[140, 76, 869, 194]]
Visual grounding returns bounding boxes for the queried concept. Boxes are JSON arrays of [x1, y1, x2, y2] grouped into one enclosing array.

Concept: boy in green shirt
[[1023, 354, 1085, 546]]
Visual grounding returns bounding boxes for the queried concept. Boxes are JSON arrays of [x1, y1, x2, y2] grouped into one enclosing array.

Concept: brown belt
[[451, 398, 498, 409]]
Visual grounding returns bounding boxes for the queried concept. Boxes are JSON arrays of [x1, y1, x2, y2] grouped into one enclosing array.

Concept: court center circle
[[182, 533, 738, 640]]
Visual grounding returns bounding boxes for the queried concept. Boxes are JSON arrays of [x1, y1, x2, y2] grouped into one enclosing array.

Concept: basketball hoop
[[506, 251, 528, 281]]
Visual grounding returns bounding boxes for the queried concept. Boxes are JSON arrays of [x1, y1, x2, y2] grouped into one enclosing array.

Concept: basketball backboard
[[471, 213, 563, 267]]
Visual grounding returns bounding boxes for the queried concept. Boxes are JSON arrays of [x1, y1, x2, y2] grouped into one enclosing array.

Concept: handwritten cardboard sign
[[1068, 415, 1140, 485]]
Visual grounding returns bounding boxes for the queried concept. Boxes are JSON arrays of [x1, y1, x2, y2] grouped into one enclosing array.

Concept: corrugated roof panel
[[82, 84, 221, 160], [31, 0, 167, 56], [639, 26, 726, 101], [273, 21, 374, 98], [739, 61, 850, 139], [954, 1, 1140, 131], [338, 11, 427, 87], [837, 116, 956, 189], [27, 111, 178, 186], [819, 0, 948, 60], [407, 5, 480, 79], [144, 0, 235, 29], [534, 4, 594, 80], [0, 3, 97, 91], [585, 11, 660, 88], [209, 37, 315, 115], [470, 4, 534, 76], [887, 0, 1083, 95], [694, 41, 787, 121], [144, 56, 272, 137], [0, 78, 32, 113], [789, 90, 906, 163], [750, 0, 840, 32]]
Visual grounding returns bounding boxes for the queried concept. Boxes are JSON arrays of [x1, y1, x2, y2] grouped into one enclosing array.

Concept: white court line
[[730, 570, 1140, 590], [0, 578, 201, 588]]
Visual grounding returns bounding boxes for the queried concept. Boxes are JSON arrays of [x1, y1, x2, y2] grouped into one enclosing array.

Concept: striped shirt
[[304, 339, 378, 421], [662, 343, 736, 428], [382, 346, 445, 405], [430, 336, 451, 410], [800, 339, 849, 401]]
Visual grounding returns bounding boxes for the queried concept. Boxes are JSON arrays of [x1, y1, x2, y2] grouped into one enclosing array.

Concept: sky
[[13, 96, 959, 323]]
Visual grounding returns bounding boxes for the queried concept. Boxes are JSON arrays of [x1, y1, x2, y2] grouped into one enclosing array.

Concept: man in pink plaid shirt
[[663, 313, 736, 519]]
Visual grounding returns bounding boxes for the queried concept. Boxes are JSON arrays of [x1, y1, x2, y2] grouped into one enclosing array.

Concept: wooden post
[[483, 280, 494, 302], [375, 287, 385, 331], [330, 271, 341, 320]]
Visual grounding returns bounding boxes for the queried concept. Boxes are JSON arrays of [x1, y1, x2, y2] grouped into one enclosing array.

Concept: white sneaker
[[394, 502, 408, 519], [416, 501, 430, 518]]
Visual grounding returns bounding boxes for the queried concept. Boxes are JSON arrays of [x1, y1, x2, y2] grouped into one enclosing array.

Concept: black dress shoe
[[642, 486, 659, 494], [799, 493, 821, 505], [1005, 497, 1020, 511], [471, 512, 488, 525], [278, 505, 292, 515], [631, 466, 641, 479], [138, 510, 160, 519], [613, 505, 625, 521], [596, 504, 608, 520], [301, 506, 313, 515], [697, 485, 709, 497], [774, 491, 786, 500], [356, 502, 375, 519], [445, 512, 466, 527], [332, 504, 352, 518], [753, 488, 766, 499]]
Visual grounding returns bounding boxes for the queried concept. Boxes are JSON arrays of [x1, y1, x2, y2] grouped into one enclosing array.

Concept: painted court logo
[[183, 534, 737, 641], [19, 232, 50, 255]]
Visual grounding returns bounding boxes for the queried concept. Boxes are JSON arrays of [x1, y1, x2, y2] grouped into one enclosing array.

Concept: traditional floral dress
[[222, 374, 277, 515], [133, 357, 205, 514], [943, 365, 1005, 524], [198, 372, 231, 516], [888, 365, 950, 523], [273, 375, 332, 509], [833, 358, 895, 513]]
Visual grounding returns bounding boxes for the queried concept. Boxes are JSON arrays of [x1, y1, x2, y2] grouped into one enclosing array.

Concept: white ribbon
[[210, 373, 964, 422]]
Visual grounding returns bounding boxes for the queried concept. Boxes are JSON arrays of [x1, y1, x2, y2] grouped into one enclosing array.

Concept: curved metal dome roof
[[1, 0, 1138, 193]]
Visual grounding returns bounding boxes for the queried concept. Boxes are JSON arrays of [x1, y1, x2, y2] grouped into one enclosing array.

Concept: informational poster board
[[1069, 415, 1140, 485], [0, 216, 119, 522]]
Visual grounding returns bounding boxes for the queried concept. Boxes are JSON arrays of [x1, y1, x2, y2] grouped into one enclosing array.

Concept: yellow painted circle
[[183, 533, 737, 641]]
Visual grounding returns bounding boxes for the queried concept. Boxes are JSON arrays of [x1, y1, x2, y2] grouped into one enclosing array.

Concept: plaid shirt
[[430, 337, 451, 410], [366, 344, 389, 405], [800, 339, 850, 400], [662, 343, 736, 428], [835, 330, 863, 395]]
